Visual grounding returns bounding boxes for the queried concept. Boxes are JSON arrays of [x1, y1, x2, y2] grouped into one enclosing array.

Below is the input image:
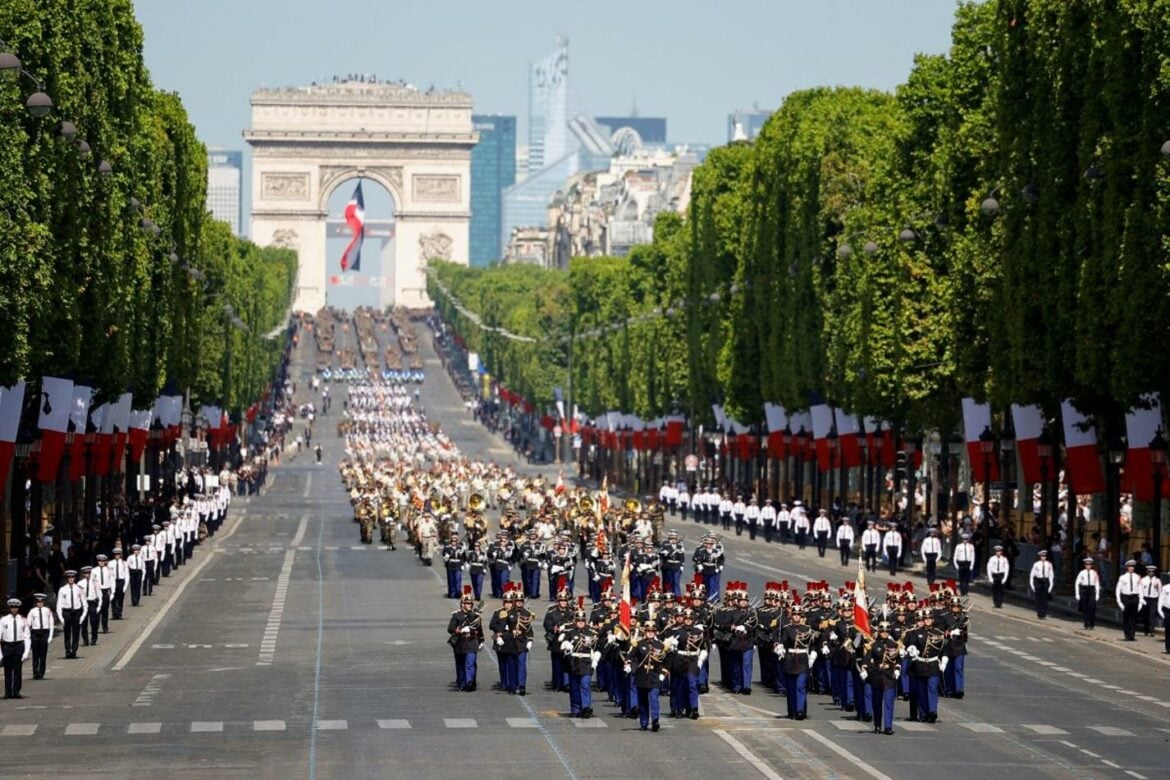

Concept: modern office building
[[469, 114, 517, 267], [594, 116, 668, 147], [527, 38, 570, 175], [727, 107, 772, 142], [207, 149, 243, 235]]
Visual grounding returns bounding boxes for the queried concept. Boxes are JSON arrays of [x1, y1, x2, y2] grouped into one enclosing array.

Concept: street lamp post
[[1149, 427, 1167, 572], [782, 426, 792, 502], [826, 426, 839, 515], [1107, 434, 1127, 572], [979, 425, 996, 563], [872, 433, 884, 513], [904, 435, 920, 527], [1000, 415, 1016, 536], [794, 427, 809, 505], [1036, 425, 1054, 540]]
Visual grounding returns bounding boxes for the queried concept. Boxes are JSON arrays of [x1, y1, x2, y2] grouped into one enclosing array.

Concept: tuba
[[624, 497, 642, 514], [469, 493, 486, 512], [578, 495, 595, 514]]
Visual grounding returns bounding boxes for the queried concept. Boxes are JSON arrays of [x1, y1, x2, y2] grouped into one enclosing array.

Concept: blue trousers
[[550, 652, 569, 689], [521, 568, 541, 599], [637, 686, 661, 728], [569, 672, 592, 715], [943, 654, 964, 694], [663, 569, 681, 595], [445, 568, 462, 598], [831, 665, 854, 707], [877, 686, 897, 730], [498, 652, 518, 692], [911, 675, 940, 718], [614, 668, 632, 714], [490, 569, 511, 598], [454, 651, 477, 689], [854, 673, 872, 718], [670, 670, 699, 713], [698, 654, 710, 688], [730, 647, 754, 692], [786, 671, 808, 718], [517, 651, 528, 689], [470, 571, 484, 600], [588, 578, 602, 604], [898, 658, 911, 697], [703, 573, 721, 601], [596, 658, 613, 694]]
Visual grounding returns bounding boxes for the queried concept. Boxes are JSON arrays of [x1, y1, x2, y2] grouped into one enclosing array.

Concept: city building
[[727, 106, 773, 142], [207, 149, 243, 235], [469, 114, 517, 267], [594, 116, 668, 148]]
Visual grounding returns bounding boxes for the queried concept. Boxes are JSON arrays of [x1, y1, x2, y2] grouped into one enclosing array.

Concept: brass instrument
[[579, 495, 595, 513], [624, 497, 642, 514], [469, 493, 486, 512]]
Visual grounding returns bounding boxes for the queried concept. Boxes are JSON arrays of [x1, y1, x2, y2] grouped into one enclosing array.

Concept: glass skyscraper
[[207, 149, 243, 236], [469, 114, 517, 267]]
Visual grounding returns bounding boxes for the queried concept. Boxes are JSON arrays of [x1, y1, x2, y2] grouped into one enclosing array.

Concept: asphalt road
[[4, 323, 1167, 779]]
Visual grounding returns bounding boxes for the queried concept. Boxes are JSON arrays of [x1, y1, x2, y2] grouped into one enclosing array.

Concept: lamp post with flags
[[1036, 425, 1054, 541], [1149, 428, 1167, 572], [979, 425, 996, 563]]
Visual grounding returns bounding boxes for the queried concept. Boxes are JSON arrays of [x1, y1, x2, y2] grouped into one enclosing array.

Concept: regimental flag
[[598, 475, 609, 517], [854, 562, 871, 638], [619, 549, 632, 633], [1060, 400, 1105, 495], [340, 181, 366, 272]]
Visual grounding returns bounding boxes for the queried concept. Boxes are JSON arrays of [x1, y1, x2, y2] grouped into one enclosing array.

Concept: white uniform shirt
[[745, 504, 761, 524], [110, 558, 129, 583], [1029, 560, 1055, 593], [718, 498, 733, 517], [792, 508, 810, 533], [760, 504, 776, 527], [0, 614, 30, 649], [882, 530, 902, 553], [1075, 568, 1101, 600], [56, 584, 88, 620], [776, 508, 791, 529], [1140, 574, 1161, 602], [836, 523, 854, 545], [79, 577, 104, 608], [813, 515, 832, 536], [920, 537, 942, 560], [861, 528, 881, 549], [987, 554, 1010, 581], [1158, 582, 1170, 615], [91, 565, 113, 590], [953, 542, 976, 566], [27, 605, 55, 643], [1115, 570, 1144, 609]]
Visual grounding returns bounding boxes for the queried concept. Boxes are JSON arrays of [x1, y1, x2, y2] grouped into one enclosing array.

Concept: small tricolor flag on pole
[[340, 181, 365, 272], [854, 561, 871, 638]]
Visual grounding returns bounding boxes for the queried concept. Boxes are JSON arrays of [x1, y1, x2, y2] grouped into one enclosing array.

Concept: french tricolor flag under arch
[[340, 181, 365, 272]]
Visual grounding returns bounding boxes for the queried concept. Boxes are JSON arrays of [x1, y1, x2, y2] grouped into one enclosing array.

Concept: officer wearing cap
[[557, 604, 599, 718], [658, 530, 685, 596], [92, 553, 114, 633], [692, 535, 723, 602], [78, 566, 103, 646], [0, 597, 30, 698], [543, 586, 574, 691], [1074, 557, 1101, 629], [864, 621, 900, 735], [110, 548, 129, 620], [953, 532, 976, 595], [1115, 559, 1142, 641], [628, 620, 667, 732], [126, 545, 145, 607], [1141, 565, 1162, 637], [1029, 549, 1055, 619], [920, 528, 943, 585], [775, 603, 814, 720], [987, 545, 1009, 608], [441, 532, 466, 599], [26, 593, 53, 680], [143, 531, 159, 593], [56, 570, 86, 659], [447, 586, 483, 691]]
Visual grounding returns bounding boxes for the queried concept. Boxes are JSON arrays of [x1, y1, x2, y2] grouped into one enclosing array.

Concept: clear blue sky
[[133, 0, 961, 149]]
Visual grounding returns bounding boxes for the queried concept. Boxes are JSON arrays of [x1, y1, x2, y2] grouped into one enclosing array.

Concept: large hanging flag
[[1122, 394, 1168, 501], [1011, 403, 1046, 484], [0, 381, 27, 502], [1060, 400, 1104, 495], [339, 181, 366, 272], [37, 377, 74, 483], [961, 397, 1000, 482]]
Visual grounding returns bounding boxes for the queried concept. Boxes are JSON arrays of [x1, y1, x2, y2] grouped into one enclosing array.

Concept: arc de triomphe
[[244, 81, 476, 312]]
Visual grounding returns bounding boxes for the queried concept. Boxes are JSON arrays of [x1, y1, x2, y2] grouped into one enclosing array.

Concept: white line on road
[[802, 729, 894, 780], [713, 729, 784, 780], [258, 516, 305, 665], [302, 473, 312, 498], [291, 512, 309, 546]]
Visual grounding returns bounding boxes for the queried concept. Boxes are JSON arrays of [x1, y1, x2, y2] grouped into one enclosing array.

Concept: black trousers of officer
[[1141, 599, 1156, 636], [112, 581, 126, 619], [720, 512, 731, 531], [161, 549, 173, 577], [1, 640, 25, 697], [1033, 579, 1050, 618], [748, 519, 758, 540], [991, 574, 1005, 607], [99, 589, 112, 631], [863, 546, 878, 572], [85, 600, 100, 643], [1162, 607, 1170, 651], [61, 608, 82, 657], [29, 629, 49, 678], [734, 513, 744, 536], [1121, 594, 1139, 640], [888, 548, 901, 576], [957, 564, 972, 595], [839, 541, 851, 566], [145, 561, 157, 592], [816, 533, 829, 557], [1078, 588, 1096, 628], [129, 570, 143, 606], [924, 554, 938, 584]]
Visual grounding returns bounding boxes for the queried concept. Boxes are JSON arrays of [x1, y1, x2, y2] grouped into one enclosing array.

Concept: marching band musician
[[547, 539, 576, 602], [447, 586, 483, 692], [441, 532, 466, 599], [775, 602, 815, 720], [628, 620, 669, 732], [487, 531, 516, 599], [466, 538, 488, 601], [863, 621, 901, 735], [905, 608, 946, 723], [518, 530, 546, 601], [543, 585, 574, 692], [658, 530, 686, 596], [559, 599, 600, 718]]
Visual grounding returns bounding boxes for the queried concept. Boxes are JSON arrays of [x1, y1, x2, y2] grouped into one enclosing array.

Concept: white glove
[[821, 644, 830, 655], [560, 640, 573, 653], [735, 625, 747, 634], [940, 657, 949, 672], [663, 636, 679, 652], [590, 650, 600, 670], [774, 644, 785, 658], [526, 640, 533, 651], [698, 649, 709, 667], [907, 645, 920, 659], [659, 672, 667, 682], [478, 643, 484, 651], [950, 629, 961, 638], [495, 636, 504, 647], [894, 668, 901, 680], [859, 670, 868, 681], [829, 632, 838, 641], [623, 662, 632, 674], [809, 651, 818, 665], [460, 626, 471, 635]]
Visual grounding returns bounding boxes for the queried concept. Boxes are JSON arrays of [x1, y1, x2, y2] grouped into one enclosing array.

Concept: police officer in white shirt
[[142, 533, 158, 594], [986, 545, 1010, 608], [812, 509, 832, 557], [745, 498, 761, 540], [110, 548, 129, 619], [792, 502, 810, 549], [1157, 577, 1170, 653], [26, 593, 53, 680], [920, 528, 943, 584], [1074, 557, 1101, 629], [1139, 565, 1161, 637], [861, 520, 881, 572], [1028, 549, 1055, 619], [776, 502, 792, 544], [78, 566, 103, 646], [760, 500, 777, 543], [835, 517, 855, 566], [56, 570, 87, 659], [1115, 559, 1143, 641], [718, 493, 733, 532], [126, 544, 145, 607], [92, 554, 114, 633], [952, 533, 976, 596], [677, 483, 691, 522], [882, 525, 903, 575], [0, 598, 30, 699]]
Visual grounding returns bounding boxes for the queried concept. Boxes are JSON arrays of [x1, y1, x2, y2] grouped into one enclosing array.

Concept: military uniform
[[692, 536, 724, 601], [26, 595, 53, 680], [776, 605, 815, 719], [543, 593, 574, 691], [447, 588, 483, 691], [0, 598, 30, 699], [629, 622, 668, 731], [905, 610, 946, 722], [559, 608, 599, 717], [864, 623, 901, 734]]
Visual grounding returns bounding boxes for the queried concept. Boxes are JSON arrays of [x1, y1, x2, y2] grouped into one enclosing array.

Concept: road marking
[[1050, 666, 1073, 672], [899, 722, 935, 731], [803, 729, 894, 780], [258, 516, 305, 665], [960, 723, 1004, 733], [377, 719, 411, 729], [65, 723, 100, 735], [570, 719, 606, 728], [1102, 761, 1121, 769], [1127, 771, 1149, 779], [291, 512, 309, 546], [829, 720, 864, 731], [444, 718, 477, 728], [127, 722, 161, 734], [132, 673, 170, 708], [302, 472, 312, 498], [1022, 724, 1068, 735], [713, 728, 784, 780], [507, 717, 539, 728], [190, 722, 223, 733], [150, 643, 175, 650], [1, 725, 36, 736], [254, 720, 286, 731], [1088, 726, 1135, 737], [317, 720, 347, 730]]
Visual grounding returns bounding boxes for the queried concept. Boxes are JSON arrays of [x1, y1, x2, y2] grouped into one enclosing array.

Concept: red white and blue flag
[[340, 181, 365, 272]]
